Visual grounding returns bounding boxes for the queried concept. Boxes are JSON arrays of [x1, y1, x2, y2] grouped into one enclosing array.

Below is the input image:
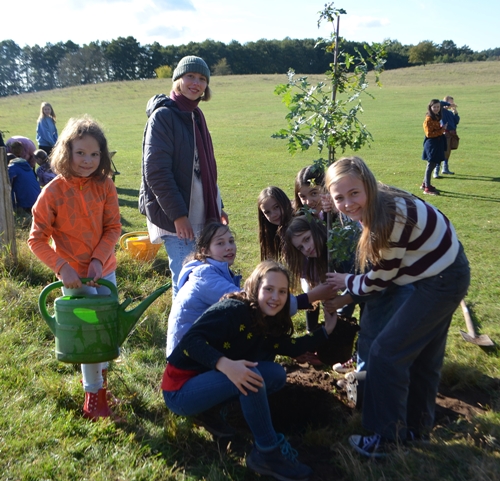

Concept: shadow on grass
[[434, 189, 500, 203]]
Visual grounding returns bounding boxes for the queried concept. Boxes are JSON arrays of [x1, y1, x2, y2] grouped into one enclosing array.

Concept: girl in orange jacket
[[29, 116, 122, 421]]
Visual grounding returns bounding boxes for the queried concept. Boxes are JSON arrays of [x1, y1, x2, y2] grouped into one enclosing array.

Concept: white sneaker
[[333, 356, 356, 373]]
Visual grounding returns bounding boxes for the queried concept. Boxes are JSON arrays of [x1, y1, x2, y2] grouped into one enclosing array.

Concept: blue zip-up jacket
[[441, 108, 460, 131], [36, 117, 58, 148], [166, 258, 242, 356], [8, 158, 41, 209]]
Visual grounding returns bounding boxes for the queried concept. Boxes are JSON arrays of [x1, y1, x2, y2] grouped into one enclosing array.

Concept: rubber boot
[[83, 388, 112, 420], [442, 161, 454, 174]]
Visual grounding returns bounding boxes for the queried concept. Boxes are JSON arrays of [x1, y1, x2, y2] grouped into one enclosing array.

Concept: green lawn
[[0, 62, 499, 480]]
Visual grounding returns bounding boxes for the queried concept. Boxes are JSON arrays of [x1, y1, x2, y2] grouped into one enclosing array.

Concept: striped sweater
[[345, 196, 460, 296]]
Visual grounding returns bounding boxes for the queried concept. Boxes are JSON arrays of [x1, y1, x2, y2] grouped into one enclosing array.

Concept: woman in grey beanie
[[139, 55, 228, 299]]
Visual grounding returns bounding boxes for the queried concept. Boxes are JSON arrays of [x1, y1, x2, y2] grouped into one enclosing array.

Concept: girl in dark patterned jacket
[[163, 260, 337, 481], [325, 156, 469, 458], [139, 55, 227, 299]]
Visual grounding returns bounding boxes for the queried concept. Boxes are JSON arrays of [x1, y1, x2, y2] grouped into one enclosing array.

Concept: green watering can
[[39, 278, 170, 364]]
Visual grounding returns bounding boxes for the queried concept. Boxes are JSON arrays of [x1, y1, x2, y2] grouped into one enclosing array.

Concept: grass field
[[0, 61, 499, 480]]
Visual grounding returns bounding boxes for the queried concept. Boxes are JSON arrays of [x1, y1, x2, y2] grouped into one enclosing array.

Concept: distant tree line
[[0, 36, 498, 97]]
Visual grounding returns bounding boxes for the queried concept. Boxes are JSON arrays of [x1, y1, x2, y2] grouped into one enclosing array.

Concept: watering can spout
[[117, 282, 171, 345]]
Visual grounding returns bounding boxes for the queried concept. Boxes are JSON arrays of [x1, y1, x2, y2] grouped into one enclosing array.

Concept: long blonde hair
[[325, 156, 415, 270], [38, 102, 56, 123]]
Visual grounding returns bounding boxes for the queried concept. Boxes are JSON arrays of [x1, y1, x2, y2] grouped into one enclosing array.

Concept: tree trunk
[[0, 147, 17, 262]]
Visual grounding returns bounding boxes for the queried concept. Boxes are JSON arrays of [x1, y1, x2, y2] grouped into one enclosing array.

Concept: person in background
[[258, 186, 293, 262], [36, 102, 58, 156], [163, 260, 338, 481], [34, 149, 57, 186], [6, 136, 37, 169], [139, 55, 227, 299], [28, 116, 122, 421], [421, 99, 446, 195], [7, 140, 41, 214], [434, 95, 460, 177]]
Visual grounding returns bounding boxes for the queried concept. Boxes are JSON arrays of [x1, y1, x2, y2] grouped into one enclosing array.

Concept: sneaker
[[336, 378, 347, 390], [423, 186, 439, 195], [246, 433, 313, 481], [419, 182, 425, 190], [192, 407, 236, 438], [349, 433, 392, 459], [333, 355, 356, 373]]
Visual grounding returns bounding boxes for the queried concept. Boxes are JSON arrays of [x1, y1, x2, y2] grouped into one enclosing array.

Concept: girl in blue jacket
[[36, 102, 58, 156], [166, 221, 241, 357]]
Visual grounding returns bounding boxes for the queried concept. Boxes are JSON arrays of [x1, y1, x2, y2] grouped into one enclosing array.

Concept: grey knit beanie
[[173, 56, 210, 83]]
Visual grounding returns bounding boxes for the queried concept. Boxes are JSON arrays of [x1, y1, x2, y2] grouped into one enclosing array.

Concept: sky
[[2, 0, 499, 52]]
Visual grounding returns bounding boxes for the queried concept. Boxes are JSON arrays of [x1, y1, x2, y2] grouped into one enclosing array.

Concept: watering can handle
[[38, 278, 119, 324]]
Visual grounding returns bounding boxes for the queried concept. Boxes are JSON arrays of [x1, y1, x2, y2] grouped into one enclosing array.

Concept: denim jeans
[[163, 361, 286, 448], [356, 284, 414, 371], [362, 245, 470, 441], [63, 272, 116, 393], [163, 235, 196, 299]]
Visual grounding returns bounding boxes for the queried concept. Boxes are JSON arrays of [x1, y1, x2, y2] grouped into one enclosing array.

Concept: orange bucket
[[119, 231, 162, 262]]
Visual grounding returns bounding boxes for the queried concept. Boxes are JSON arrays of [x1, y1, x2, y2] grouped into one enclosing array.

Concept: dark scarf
[[170, 90, 219, 223]]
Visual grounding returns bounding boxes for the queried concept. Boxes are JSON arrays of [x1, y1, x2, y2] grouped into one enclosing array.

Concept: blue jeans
[[163, 362, 286, 447], [362, 245, 470, 441], [356, 284, 414, 371], [162, 235, 196, 299]]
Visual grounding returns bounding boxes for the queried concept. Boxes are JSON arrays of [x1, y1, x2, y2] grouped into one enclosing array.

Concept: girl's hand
[[221, 210, 229, 225], [323, 292, 354, 313], [174, 216, 194, 242], [58, 263, 82, 289], [86, 259, 103, 287], [215, 357, 263, 396], [326, 272, 348, 291], [307, 282, 337, 303], [323, 308, 338, 335], [320, 193, 334, 213]]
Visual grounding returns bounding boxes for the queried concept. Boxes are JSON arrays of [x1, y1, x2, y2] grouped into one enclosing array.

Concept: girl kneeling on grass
[[166, 221, 241, 357], [325, 156, 470, 457], [28, 116, 122, 421], [162, 260, 337, 481]]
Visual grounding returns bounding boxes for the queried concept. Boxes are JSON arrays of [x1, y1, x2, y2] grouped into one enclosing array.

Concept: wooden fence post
[[0, 147, 17, 262]]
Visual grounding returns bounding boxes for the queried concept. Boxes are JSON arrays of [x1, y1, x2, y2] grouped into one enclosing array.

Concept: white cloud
[[347, 16, 391, 29]]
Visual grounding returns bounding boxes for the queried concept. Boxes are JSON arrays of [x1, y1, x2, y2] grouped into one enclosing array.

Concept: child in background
[[258, 186, 293, 262], [325, 156, 469, 457], [421, 99, 447, 196], [36, 102, 58, 156], [6, 135, 37, 169], [293, 165, 326, 332], [34, 149, 57, 186], [163, 260, 337, 481], [293, 164, 325, 217], [7, 140, 41, 214], [28, 116, 122, 421], [166, 221, 241, 357]]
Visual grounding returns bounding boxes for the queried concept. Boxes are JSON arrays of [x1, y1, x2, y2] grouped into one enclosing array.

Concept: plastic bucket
[[119, 231, 162, 262]]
